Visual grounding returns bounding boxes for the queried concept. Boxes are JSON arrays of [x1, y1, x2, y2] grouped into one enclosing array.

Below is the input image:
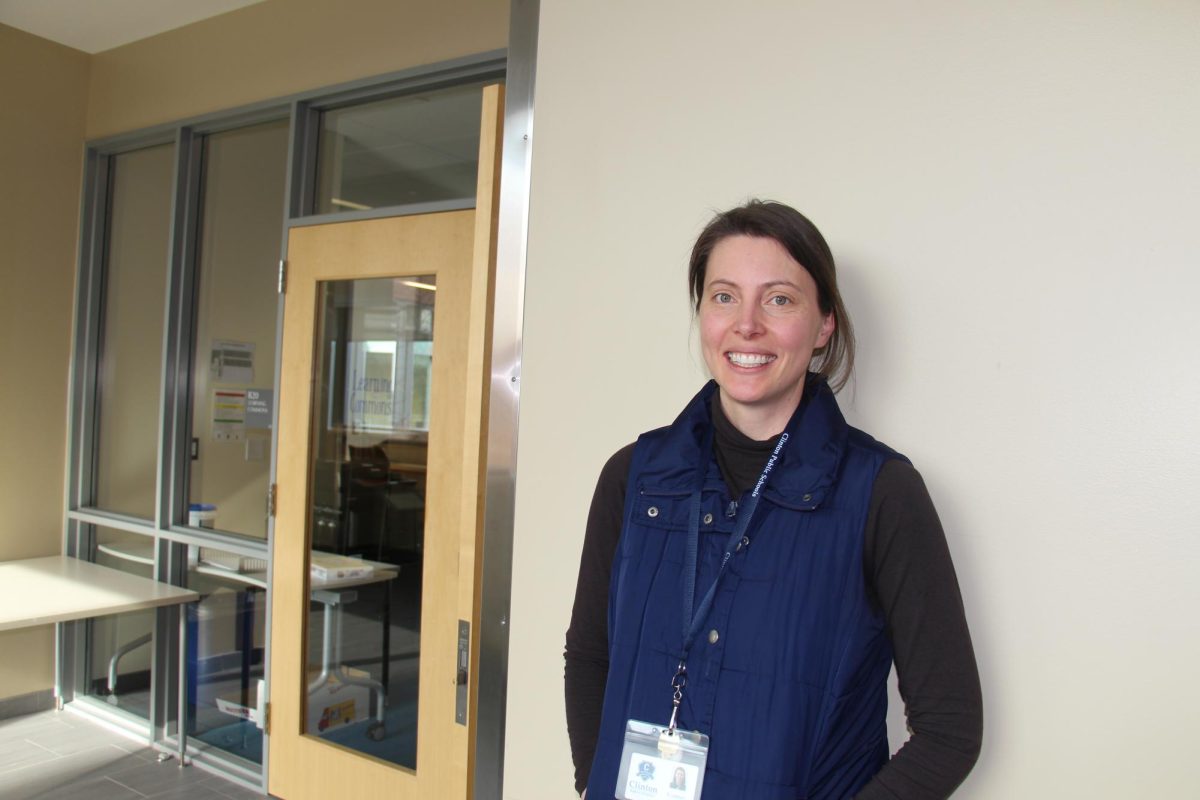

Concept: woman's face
[[699, 235, 834, 438]]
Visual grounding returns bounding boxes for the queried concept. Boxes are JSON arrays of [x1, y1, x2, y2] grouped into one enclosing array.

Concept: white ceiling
[[0, 0, 265, 54]]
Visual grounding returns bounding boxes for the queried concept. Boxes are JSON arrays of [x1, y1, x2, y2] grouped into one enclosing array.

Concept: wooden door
[[267, 85, 501, 800]]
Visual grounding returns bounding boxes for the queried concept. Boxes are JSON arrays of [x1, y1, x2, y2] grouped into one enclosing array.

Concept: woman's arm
[[854, 461, 984, 799], [564, 444, 635, 795]]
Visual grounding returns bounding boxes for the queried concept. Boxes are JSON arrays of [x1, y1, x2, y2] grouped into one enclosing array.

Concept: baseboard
[[0, 688, 56, 720]]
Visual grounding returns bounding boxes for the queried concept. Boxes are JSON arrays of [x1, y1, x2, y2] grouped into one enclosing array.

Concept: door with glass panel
[[268, 85, 501, 799]]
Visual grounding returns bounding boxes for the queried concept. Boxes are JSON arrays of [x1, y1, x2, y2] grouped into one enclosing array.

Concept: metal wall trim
[[474, 0, 539, 796]]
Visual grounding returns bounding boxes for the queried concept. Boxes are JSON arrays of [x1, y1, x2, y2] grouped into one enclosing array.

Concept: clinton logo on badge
[[618, 719, 707, 800]]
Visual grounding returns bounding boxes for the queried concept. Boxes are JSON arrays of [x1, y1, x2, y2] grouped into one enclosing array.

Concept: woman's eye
[[713, 292, 733, 304], [767, 295, 791, 306]]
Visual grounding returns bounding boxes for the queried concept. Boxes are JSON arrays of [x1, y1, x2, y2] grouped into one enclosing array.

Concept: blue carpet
[[195, 701, 417, 768]]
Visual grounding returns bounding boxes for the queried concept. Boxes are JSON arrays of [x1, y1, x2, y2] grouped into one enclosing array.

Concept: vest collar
[[640, 376, 848, 508]]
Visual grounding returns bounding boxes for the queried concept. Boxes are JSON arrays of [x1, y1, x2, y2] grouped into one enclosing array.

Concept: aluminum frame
[[473, 1, 538, 796]]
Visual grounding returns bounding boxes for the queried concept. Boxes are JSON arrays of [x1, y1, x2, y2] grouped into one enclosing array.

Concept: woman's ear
[[816, 312, 835, 348]]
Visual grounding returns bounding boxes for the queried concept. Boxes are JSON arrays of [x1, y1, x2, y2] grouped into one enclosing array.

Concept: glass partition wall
[[62, 55, 504, 791], [67, 121, 289, 780]]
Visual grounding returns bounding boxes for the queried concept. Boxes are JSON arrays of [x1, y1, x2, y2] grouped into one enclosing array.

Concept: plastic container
[[189, 503, 217, 528]]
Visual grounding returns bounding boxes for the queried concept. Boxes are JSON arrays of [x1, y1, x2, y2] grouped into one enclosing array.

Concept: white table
[[0, 555, 200, 764], [195, 553, 399, 737]]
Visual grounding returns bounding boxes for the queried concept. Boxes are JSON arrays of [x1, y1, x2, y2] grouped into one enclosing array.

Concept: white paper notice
[[212, 389, 246, 441], [210, 340, 254, 384]]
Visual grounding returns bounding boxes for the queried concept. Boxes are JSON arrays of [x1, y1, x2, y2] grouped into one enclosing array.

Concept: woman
[[565, 201, 982, 799]]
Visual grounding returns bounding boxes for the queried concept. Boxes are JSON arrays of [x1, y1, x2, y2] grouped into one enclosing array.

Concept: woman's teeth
[[727, 352, 774, 367]]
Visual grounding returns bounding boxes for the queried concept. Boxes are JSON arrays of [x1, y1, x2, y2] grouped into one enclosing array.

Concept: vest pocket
[[699, 766, 802, 799], [631, 490, 693, 532]]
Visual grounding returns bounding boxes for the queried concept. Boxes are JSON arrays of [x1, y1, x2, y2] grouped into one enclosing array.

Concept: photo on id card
[[619, 752, 700, 800]]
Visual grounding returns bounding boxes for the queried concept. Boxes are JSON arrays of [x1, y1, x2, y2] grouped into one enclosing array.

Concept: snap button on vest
[[702, 513, 713, 525], [708, 629, 719, 644], [647, 506, 659, 518]]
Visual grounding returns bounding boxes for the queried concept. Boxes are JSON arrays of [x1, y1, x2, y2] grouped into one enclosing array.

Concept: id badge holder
[[615, 719, 709, 800]]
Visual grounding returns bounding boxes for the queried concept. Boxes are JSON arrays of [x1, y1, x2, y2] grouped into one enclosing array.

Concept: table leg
[[238, 589, 254, 702], [178, 604, 189, 767], [381, 578, 391, 695], [54, 621, 63, 710]]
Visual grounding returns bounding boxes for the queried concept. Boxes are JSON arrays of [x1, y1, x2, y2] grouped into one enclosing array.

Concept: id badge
[[615, 719, 709, 800]]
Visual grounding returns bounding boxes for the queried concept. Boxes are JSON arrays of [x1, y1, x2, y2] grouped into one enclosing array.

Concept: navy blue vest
[[588, 379, 904, 799]]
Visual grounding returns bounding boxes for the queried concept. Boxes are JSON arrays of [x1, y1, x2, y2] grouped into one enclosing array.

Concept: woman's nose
[[734, 304, 764, 336]]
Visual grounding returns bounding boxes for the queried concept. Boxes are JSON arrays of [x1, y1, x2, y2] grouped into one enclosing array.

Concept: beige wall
[[0, 24, 89, 697], [0, 0, 506, 703], [509, 1, 1200, 797], [86, 0, 509, 138]]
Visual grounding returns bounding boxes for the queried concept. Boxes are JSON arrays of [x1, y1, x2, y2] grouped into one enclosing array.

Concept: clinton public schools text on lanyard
[[615, 432, 789, 800]]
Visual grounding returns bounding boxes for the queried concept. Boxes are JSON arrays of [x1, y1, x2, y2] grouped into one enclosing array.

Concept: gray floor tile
[[0, 710, 258, 800], [25, 718, 136, 756], [106, 759, 219, 796], [0, 745, 143, 799], [205, 781, 268, 799], [24, 776, 143, 800], [144, 784, 235, 800], [0, 714, 72, 743], [0, 739, 59, 773]]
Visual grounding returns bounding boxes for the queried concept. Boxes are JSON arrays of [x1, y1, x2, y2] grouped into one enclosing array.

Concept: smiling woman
[[565, 200, 983, 800], [697, 235, 835, 440]]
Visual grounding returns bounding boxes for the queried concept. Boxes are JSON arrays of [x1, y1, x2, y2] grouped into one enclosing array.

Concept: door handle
[[455, 619, 469, 724]]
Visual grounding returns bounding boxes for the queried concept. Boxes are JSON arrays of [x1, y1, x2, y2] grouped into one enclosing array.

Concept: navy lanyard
[[666, 430, 789, 733], [679, 430, 789, 659]]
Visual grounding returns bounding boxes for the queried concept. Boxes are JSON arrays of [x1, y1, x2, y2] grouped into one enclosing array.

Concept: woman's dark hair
[[688, 199, 856, 392]]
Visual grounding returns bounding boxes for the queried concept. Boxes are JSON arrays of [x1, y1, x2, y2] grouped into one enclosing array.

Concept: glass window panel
[[93, 144, 174, 518], [87, 527, 157, 719], [187, 120, 289, 539], [314, 83, 484, 213], [187, 545, 268, 765], [305, 277, 431, 767]]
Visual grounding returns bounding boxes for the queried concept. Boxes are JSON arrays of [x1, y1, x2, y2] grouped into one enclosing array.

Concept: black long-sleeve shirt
[[564, 398, 982, 798]]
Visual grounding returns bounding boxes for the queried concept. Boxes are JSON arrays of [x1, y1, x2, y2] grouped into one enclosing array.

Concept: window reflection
[[315, 84, 484, 213], [187, 546, 268, 765], [87, 528, 157, 719], [93, 145, 174, 518], [187, 120, 289, 539], [305, 276, 432, 767]]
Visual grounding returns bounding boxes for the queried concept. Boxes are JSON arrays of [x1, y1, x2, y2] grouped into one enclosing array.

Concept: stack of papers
[[199, 549, 267, 574], [311, 552, 374, 581]]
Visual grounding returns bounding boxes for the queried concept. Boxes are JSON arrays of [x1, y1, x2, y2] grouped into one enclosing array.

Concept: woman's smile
[[726, 351, 776, 367]]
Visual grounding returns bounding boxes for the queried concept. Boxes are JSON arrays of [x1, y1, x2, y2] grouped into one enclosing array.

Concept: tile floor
[[0, 708, 265, 800]]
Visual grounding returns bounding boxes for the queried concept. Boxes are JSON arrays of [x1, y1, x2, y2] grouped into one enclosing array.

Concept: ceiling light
[[330, 197, 372, 211]]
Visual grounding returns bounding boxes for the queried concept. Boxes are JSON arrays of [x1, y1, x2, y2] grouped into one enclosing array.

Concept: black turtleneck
[[711, 392, 782, 497], [564, 393, 982, 799]]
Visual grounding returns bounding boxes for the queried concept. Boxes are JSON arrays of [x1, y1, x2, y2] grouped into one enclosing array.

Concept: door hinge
[[254, 679, 268, 734], [267, 483, 277, 517], [277, 259, 287, 294]]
